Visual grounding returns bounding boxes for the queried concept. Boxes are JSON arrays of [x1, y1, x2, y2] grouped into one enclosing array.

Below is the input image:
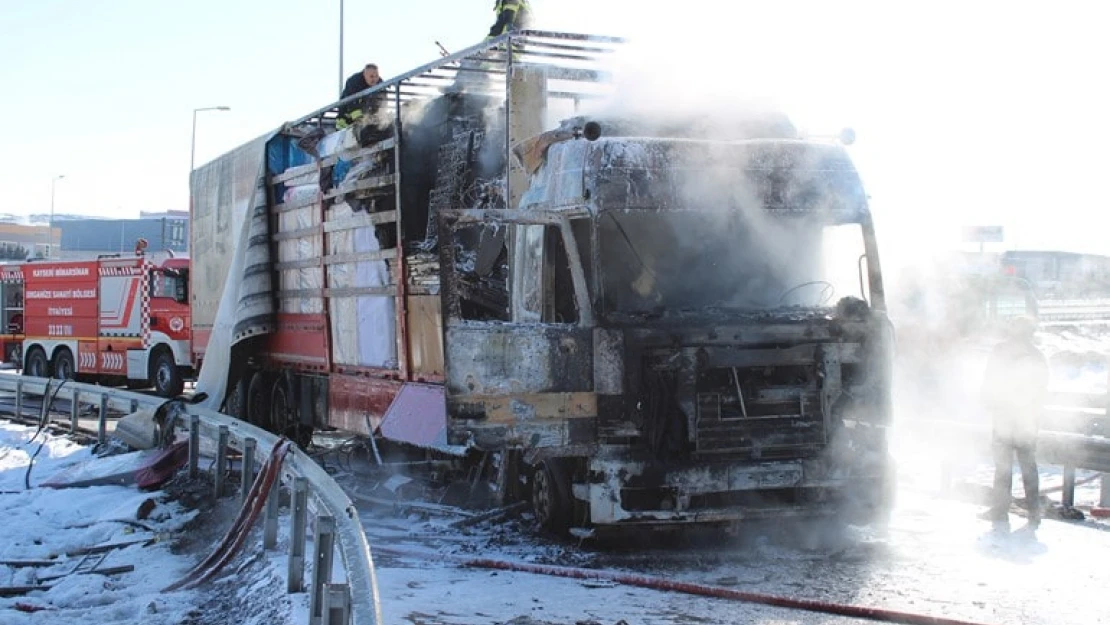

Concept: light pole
[[339, 0, 345, 97], [48, 174, 65, 258]]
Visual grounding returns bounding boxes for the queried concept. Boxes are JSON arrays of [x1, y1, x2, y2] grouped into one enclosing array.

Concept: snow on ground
[[334, 326, 1110, 625], [0, 420, 200, 623], [350, 465, 1110, 625]]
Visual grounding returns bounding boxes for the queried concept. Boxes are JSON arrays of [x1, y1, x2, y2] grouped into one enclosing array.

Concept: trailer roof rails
[[287, 30, 625, 132]]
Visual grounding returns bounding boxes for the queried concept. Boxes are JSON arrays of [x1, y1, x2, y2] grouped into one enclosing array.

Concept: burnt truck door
[[438, 208, 597, 451]]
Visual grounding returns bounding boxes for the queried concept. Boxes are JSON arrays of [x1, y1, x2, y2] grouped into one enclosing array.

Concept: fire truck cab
[[19, 254, 192, 397]]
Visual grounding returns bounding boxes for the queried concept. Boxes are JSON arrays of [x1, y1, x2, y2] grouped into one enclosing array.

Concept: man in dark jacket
[[980, 316, 1048, 530], [337, 63, 383, 129], [486, 0, 532, 39]]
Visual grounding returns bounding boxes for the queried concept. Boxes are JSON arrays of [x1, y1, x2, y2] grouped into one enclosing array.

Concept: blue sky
[[1, 1, 1107, 262]]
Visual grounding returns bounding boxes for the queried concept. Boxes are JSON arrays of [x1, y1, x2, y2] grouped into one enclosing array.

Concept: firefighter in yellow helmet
[[486, 0, 532, 40]]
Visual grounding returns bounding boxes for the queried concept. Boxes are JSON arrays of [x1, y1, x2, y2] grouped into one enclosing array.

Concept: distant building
[[0, 223, 60, 259], [59, 218, 189, 259], [140, 210, 189, 221]]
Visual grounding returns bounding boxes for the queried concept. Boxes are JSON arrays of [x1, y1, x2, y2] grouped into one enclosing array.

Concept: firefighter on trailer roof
[[486, 0, 532, 39]]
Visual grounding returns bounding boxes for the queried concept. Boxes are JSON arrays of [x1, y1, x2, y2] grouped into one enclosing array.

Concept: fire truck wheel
[[531, 460, 571, 534], [246, 372, 273, 431], [24, 348, 49, 378], [151, 349, 184, 398], [52, 349, 75, 380]]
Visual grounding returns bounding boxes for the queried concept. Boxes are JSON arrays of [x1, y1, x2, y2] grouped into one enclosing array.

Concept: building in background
[[0, 222, 60, 259], [58, 217, 188, 259], [140, 210, 188, 221]]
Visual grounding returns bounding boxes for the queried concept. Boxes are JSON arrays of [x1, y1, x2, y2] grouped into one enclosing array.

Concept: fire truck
[[13, 253, 192, 397], [192, 31, 894, 534]]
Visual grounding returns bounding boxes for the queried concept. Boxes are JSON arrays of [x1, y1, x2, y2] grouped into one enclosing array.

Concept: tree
[[0, 243, 29, 260]]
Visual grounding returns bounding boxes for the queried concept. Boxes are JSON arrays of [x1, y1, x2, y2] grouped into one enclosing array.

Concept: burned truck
[[191, 31, 894, 534]]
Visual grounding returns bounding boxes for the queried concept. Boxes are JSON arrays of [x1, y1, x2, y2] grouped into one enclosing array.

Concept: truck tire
[[151, 349, 184, 398], [225, 376, 247, 420], [531, 460, 571, 535], [24, 348, 49, 378], [246, 371, 272, 431], [52, 348, 75, 380], [271, 379, 313, 448]]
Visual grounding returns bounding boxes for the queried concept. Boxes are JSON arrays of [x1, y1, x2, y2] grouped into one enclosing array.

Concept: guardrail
[[1038, 298, 1110, 325], [0, 375, 382, 625]]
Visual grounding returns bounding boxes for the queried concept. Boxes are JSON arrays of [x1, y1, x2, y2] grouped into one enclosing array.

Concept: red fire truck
[[11, 254, 193, 397]]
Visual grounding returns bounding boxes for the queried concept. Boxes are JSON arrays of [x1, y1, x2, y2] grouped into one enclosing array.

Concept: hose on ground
[[373, 546, 998, 625], [25, 379, 69, 490], [163, 438, 291, 591]]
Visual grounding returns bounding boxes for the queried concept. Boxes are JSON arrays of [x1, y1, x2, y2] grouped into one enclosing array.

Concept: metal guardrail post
[[310, 515, 337, 625], [14, 379, 22, 420], [97, 393, 108, 445], [322, 583, 351, 625], [1101, 474, 1110, 508], [1063, 464, 1076, 508], [289, 477, 309, 593], [215, 425, 229, 499], [70, 389, 79, 434], [241, 437, 257, 504], [264, 474, 280, 550], [188, 414, 201, 478]]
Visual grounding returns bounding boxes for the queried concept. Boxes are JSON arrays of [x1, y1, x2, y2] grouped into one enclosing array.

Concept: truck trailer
[[192, 31, 895, 533]]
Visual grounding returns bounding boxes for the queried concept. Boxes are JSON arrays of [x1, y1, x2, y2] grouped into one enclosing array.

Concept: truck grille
[[694, 365, 826, 459]]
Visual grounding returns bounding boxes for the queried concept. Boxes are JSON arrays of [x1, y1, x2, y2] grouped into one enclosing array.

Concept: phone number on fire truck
[[48, 325, 74, 337]]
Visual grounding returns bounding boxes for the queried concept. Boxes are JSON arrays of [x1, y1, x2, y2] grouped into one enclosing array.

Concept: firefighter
[[337, 63, 383, 130], [486, 0, 532, 39], [980, 316, 1048, 530]]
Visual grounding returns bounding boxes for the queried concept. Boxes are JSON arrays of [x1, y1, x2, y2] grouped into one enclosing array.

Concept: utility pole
[[339, 0, 345, 97], [48, 174, 65, 258]]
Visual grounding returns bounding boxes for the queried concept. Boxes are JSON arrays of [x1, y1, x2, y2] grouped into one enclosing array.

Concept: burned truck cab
[[440, 116, 894, 533]]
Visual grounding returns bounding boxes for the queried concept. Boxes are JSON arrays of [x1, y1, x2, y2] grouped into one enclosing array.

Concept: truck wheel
[[225, 376, 247, 420], [271, 379, 313, 448], [151, 349, 184, 398], [24, 348, 49, 378], [52, 349, 75, 380], [246, 371, 272, 431], [531, 460, 571, 534]]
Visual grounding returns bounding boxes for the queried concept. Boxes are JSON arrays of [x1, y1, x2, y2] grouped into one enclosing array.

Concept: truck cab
[[439, 120, 895, 531]]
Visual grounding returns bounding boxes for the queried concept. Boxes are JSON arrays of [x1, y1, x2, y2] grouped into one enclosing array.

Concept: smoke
[[518, 3, 1025, 541]]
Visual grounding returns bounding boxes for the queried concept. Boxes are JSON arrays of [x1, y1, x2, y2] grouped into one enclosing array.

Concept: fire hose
[[373, 545, 997, 625], [164, 438, 292, 591]]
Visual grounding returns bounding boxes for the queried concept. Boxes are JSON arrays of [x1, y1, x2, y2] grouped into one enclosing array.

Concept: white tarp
[[327, 201, 396, 369], [193, 133, 276, 410], [278, 184, 324, 314]]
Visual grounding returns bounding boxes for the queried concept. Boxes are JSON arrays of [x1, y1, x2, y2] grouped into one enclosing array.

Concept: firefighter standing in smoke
[[980, 316, 1048, 528]]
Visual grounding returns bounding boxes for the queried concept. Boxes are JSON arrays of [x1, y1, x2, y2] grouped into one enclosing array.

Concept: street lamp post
[[48, 174, 65, 258], [339, 0, 345, 97]]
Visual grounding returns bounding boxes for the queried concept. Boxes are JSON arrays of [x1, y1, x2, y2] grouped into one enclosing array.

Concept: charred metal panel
[[444, 324, 592, 395], [450, 417, 596, 451], [327, 372, 401, 434], [450, 392, 596, 423], [592, 327, 624, 395]]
